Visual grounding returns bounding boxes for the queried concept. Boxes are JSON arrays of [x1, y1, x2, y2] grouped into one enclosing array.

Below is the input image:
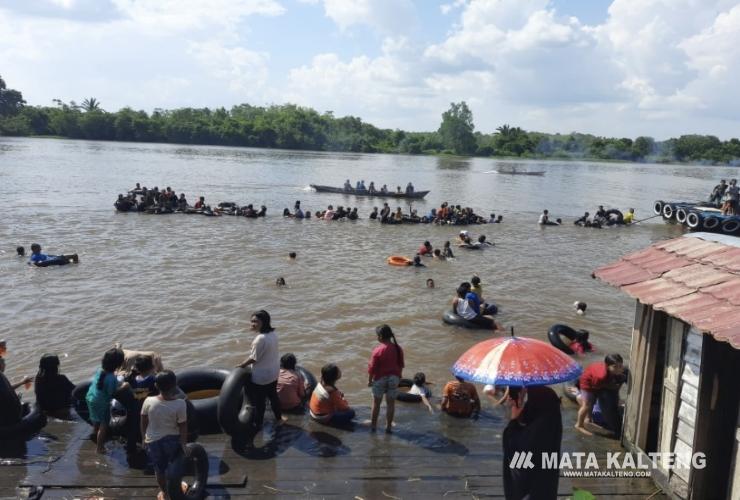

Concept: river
[[0, 137, 729, 398]]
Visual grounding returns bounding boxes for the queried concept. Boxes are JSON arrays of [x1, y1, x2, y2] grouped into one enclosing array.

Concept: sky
[[1, 0, 739, 139]]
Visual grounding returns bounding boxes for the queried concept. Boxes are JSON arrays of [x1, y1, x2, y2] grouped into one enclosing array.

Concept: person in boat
[[380, 184, 388, 194], [405, 182, 414, 194], [623, 208, 635, 224], [177, 194, 188, 211], [344, 179, 352, 191], [194, 196, 206, 210], [443, 241, 454, 258], [418, 241, 433, 256], [355, 181, 362, 191], [369, 207, 379, 219], [115, 194, 133, 211], [359, 180, 366, 191], [323, 205, 335, 220], [710, 180, 727, 206], [29, 243, 79, 266], [574, 212, 590, 226], [368, 182, 376, 194], [131, 182, 142, 194]]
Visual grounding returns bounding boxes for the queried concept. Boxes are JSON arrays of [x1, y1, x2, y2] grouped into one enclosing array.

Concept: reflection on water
[[0, 137, 717, 406]]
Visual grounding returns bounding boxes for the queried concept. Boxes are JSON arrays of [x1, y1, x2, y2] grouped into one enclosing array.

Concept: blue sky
[[1, 0, 739, 139]]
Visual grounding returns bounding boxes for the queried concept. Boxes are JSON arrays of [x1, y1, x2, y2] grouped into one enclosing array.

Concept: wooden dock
[[3, 401, 665, 498]]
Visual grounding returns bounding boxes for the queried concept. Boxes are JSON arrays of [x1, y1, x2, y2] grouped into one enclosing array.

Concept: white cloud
[[310, 0, 417, 35]]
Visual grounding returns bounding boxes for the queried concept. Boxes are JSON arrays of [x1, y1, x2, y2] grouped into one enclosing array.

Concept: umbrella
[[451, 333, 582, 386]]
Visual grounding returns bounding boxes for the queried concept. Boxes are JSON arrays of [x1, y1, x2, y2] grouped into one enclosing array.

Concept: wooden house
[[594, 233, 740, 499]]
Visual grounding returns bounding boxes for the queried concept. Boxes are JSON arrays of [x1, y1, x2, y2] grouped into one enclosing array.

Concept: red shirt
[[368, 342, 404, 380], [579, 362, 609, 391]]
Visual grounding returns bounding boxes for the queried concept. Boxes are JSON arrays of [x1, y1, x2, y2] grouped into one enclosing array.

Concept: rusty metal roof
[[593, 233, 740, 349]]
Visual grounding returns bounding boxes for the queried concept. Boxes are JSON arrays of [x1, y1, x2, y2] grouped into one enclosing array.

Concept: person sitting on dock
[[277, 353, 306, 412], [309, 363, 355, 426], [406, 182, 415, 194], [575, 354, 624, 435], [344, 179, 352, 191], [441, 376, 480, 419]]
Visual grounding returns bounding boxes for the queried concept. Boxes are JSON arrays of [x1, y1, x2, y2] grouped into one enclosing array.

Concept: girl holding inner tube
[[236, 310, 284, 445]]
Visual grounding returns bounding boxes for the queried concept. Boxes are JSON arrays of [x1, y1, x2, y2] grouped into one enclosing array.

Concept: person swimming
[[28, 243, 79, 266], [17, 246, 25, 257], [276, 277, 287, 287], [426, 278, 435, 288], [413, 255, 426, 267]]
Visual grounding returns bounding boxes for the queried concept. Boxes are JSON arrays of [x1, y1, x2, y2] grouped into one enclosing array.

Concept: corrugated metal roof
[[594, 234, 740, 349]]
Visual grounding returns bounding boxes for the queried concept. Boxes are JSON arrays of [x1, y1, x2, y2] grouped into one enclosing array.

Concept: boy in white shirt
[[141, 370, 188, 500]]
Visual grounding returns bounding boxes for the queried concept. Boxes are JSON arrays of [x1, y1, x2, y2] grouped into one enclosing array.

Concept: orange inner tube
[[387, 255, 412, 266]]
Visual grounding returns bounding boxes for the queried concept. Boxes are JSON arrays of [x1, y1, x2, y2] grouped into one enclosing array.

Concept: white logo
[[509, 451, 535, 469]]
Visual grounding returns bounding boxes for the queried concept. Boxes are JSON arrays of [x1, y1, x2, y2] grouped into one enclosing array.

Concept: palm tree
[[496, 124, 512, 138], [81, 97, 101, 112]]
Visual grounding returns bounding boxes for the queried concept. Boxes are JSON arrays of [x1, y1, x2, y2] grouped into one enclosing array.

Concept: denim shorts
[[372, 375, 400, 399], [146, 435, 182, 473]]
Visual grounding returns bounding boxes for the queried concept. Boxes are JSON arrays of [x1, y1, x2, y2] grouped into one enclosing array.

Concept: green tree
[[438, 101, 476, 155], [81, 97, 101, 112], [0, 75, 26, 116], [632, 136, 655, 160]]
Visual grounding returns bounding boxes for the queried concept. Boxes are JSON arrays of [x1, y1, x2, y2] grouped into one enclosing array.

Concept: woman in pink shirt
[[367, 324, 404, 433]]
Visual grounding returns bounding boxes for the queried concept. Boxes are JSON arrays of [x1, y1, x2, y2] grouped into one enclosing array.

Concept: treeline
[[1, 76, 739, 164]]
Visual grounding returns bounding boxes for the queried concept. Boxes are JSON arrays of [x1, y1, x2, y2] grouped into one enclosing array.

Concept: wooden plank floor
[[2, 400, 666, 499]]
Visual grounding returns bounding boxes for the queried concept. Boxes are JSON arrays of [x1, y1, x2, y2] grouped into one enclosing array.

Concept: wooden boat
[[486, 169, 545, 176], [310, 184, 430, 199]]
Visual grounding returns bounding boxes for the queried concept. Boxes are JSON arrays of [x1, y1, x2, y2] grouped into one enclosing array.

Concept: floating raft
[[654, 200, 740, 235]]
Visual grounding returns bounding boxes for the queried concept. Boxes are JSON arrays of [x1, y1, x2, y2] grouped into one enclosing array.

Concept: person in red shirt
[[367, 324, 404, 433], [576, 353, 624, 435], [418, 241, 433, 256]]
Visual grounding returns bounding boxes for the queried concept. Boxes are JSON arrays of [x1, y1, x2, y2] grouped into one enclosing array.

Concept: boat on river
[[310, 184, 430, 199], [485, 169, 545, 176]]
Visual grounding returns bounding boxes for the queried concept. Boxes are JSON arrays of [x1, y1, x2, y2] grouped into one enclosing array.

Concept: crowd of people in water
[[9, 178, 649, 499], [539, 205, 636, 227]]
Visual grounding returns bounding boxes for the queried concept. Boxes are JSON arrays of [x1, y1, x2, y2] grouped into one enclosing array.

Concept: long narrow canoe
[[485, 170, 545, 176], [310, 184, 430, 199]]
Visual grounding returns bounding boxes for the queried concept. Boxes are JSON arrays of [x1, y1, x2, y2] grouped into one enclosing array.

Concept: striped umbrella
[[451, 334, 582, 386]]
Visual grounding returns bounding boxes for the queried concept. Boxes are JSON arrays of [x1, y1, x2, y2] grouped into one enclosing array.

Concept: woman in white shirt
[[237, 310, 282, 445]]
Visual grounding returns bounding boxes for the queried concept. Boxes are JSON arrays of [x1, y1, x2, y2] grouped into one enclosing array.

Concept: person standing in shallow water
[[367, 324, 404, 433], [237, 310, 283, 446]]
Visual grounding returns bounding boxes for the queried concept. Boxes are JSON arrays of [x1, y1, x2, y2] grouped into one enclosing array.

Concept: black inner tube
[[547, 324, 585, 355], [216, 367, 252, 438], [396, 378, 422, 403], [166, 442, 209, 500]]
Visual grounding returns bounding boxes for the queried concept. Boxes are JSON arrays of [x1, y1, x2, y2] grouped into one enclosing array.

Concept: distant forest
[[1, 75, 739, 165]]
